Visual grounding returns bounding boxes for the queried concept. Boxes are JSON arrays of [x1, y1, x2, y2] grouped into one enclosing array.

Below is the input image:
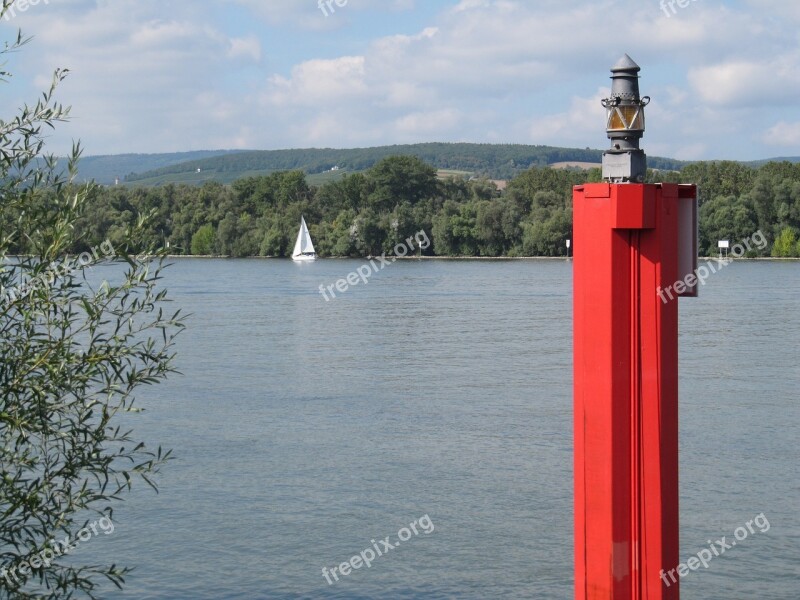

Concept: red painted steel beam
[[573, 183, 695, 599]]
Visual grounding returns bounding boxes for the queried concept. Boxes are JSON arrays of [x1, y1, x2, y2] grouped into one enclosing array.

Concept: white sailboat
[[291, 216, 317, 262]]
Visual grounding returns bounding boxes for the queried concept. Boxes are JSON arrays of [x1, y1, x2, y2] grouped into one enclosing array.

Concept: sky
[[2, 0, 800, 161]]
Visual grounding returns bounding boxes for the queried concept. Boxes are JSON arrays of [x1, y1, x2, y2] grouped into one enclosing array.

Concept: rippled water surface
[[81, 258, 798, 599]]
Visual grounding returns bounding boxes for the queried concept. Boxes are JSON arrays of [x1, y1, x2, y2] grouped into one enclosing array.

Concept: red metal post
[[573, 182, 696, 599]]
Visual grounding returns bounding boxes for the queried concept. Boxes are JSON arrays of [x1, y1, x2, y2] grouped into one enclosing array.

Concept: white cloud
[[741, 0, 800, 23], [688, 53, 800, 108], [226, 0, 415, 28], [8, 0, 262, 152], [4, 0, 799, 158], [227, 36, 262, 62], [763, 121, 800, 147], [393, 108, 462, 137], [264, 56, 367, 107], [527, 88, 608, 148]]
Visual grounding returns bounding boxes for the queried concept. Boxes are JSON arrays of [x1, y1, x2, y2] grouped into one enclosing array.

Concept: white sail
[[292, 216, 316, 260]]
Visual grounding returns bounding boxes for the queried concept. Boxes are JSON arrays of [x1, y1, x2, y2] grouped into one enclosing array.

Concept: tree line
[[5, 156, 800, 258]]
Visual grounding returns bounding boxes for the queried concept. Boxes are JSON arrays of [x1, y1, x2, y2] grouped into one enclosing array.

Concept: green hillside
[[744, 156, 800, 168], [120, 143, 688, 186], [74, 150, 247, 184], [73, 145, 800, 187]]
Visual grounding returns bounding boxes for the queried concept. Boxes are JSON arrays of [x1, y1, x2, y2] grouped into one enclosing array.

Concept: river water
[[80, 258, 798, 599]]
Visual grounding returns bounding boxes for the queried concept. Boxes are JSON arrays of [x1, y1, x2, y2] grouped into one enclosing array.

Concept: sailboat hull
[[292, 253, 316, 262]]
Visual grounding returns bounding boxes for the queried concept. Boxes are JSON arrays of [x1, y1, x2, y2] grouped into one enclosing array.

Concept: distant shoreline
[[6, 254, 797, 262], [164, 255, 800, 261]]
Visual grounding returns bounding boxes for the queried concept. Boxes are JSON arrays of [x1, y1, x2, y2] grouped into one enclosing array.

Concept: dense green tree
[[468, 177, 501, 202], [682, 161, 756, 206], [233, 213, 261, 257], [438, 177, 472, 205], [1, 16, 183, 598], [190, 223, 216, 255], [521, 209, 572, 257], [505, 166, 580, 212], [352, 207, 385, 256], [216, 212, 260, 257], [699, 195, 759, 256], [232, 175, 277, 212], [315, 173, 368, 215], [771, 227, 799, 257], [327, 209, 359, 256], [431, 200, 479, 256], [274, 170, 312, 208], [259, 222, 287, 257], [367, 155, 438, 211], [475, 199, 523, 256], [749, 172, 778, 240]]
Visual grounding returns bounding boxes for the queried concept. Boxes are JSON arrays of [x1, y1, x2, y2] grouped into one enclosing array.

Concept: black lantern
[[601, 54, 650, 183]]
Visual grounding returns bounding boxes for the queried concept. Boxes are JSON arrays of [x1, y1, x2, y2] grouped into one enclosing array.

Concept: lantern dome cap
[[611, 54, 641, 74]]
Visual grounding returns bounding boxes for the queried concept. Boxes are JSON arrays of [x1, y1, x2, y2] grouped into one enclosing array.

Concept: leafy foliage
[[1, 11, 184, 597], [771, 227, 800, 257]]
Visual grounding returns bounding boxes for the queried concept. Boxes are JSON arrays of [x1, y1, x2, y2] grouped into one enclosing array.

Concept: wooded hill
[[119, 143, 689, 186], [75, 150, 245, 184]]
